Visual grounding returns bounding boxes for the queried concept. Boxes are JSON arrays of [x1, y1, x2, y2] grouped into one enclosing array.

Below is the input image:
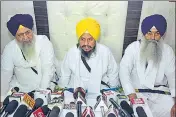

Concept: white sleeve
[[1, 45, 14, 101], [39, 35, 56, 90], [119, 43, 136, 95], [57, 51, 72, 88], [165, 46, 175, 98], [105, 49, 120, 88]]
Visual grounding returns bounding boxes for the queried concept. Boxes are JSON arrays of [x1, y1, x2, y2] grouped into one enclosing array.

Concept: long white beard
[[17, 37, 37, 63], [140, 38, 163, 67]]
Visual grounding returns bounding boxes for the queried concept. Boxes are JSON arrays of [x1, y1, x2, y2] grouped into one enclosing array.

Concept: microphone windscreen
[[49, 106, 60, 117], [73, 87, 86, 99], [70, 102, 75, 105], [86, 115, 90, 117], [14, 87, 19, 92], [34, 98, 44, 109], [107, 113, 116, 117], [136, 106, 148, 117], [41, 105, 50, 115], [120, 100, 134, 115], [96, 95, 101, 101], [28, 92, 34, 99], [5, 100, 18, 114], [13, 104, 28, 117], [3, 96, 9, 105], [77, 101, 82, 105], [65, 112, 74, 117]]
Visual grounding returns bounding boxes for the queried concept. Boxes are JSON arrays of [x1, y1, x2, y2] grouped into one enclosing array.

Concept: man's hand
[[128, 93, 137, 100], [171, 103, 176, 117]]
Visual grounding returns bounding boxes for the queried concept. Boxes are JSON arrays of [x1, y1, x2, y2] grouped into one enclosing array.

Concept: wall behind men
[[47, 1, 128, 64], [1, 1, 37, 54], [1, 1, 175, 61]]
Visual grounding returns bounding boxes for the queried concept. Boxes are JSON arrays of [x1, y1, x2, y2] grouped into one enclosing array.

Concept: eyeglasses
[[16, 30, 32, 38]]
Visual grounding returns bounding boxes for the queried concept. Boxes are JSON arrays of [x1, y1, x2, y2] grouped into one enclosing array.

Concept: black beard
[[81, 49, 95, 58], [77, 43, 96, 58]]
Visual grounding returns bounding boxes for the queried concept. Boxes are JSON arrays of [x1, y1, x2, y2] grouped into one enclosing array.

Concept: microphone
[[73, 87, 86, 99], [130, 98, 153, 117], [34, 89, 52, 104], [42, 105, 51, 116], [82, 106, 95, 117], [73, 87, 87, 106], [27, 92, 35, 99], [100, 106, 105, 117], [48, 106, 60, 117], [48, 96, 64, 110], [9, 92, 25, 103], [0, 96, 9, 115], [22, 93, 36, 109], [77, 101, 82, 117], [11, 87, 20, 93], [65, 112, 74, 117], [104, 104, 118, 117], [30, 105, 50, 117], [116, 94, 129, 105], [3, 100, 19, 117], [94, 95, 108, 112], [120, 100, 134, 117], [109, 98, 131, 117], [13, 104, 28, 117], [136, 106, 148, 117], [25, 98, 44, 117], [107, 113, 116, 117]]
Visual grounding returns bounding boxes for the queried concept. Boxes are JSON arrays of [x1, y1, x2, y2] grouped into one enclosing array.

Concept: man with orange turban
[[58, 17, 120, 96], [1, 14, 57, 103]]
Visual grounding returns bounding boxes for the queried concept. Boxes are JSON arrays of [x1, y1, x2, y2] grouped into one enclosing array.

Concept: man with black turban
[[119, 14, 175, 117], [58, 17, 120, 96], [1, 14, 56, 102]]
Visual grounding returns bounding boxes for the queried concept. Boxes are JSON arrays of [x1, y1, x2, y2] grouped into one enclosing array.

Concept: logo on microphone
[[130, 98, 145, 104], [23, 93, 35, 108]]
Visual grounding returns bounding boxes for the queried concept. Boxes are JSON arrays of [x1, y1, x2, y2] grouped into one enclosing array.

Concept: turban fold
[[7, 14, 34, 36], [141, 14, 167, 37], [76, 17, 100, 41]]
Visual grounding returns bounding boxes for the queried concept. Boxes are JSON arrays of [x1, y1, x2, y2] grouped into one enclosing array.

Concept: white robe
[[119, 40, 175, 117], [58, 43, 120, 96], [1, 35, 56, 101]]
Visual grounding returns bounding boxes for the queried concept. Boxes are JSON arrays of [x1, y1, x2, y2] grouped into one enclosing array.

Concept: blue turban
[[7, 14, 34, 36], [141, 14, 167, 37]]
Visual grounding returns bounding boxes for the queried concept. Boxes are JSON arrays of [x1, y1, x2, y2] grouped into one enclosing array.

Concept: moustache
[[147, 39, 159, 43], [81, 45, 93, 49]]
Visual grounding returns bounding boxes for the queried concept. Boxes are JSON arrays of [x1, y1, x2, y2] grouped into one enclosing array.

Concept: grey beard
[[140, 39, 163, 66], [17, 37, 36, 62]]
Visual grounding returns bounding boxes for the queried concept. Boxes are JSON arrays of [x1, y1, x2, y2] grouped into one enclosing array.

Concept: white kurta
[[1, 35, 56, 101], [120, 40, 175, 117], [58, 43, 120, 95]]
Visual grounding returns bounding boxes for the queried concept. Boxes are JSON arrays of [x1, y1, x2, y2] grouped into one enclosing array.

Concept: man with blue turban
[[58, 17, 120, 96], [119, 14, 175, 117], [1, 14, 57, 103]]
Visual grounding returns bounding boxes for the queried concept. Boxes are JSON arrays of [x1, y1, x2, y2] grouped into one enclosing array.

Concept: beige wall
[[47, 1, 128, 63], [1, 1, 175, 58]]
